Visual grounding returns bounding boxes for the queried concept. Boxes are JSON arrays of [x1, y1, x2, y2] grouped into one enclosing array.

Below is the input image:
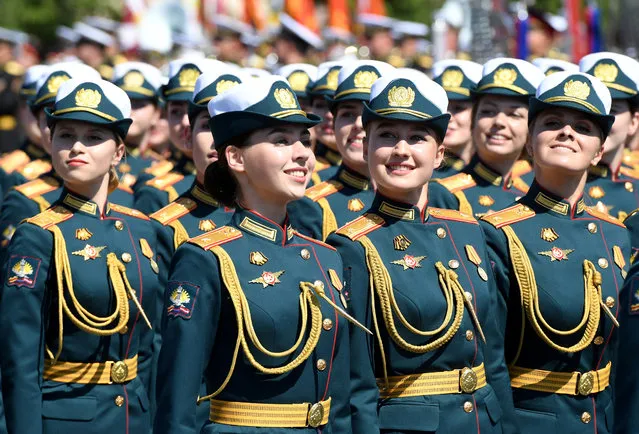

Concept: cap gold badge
[[493, 68, 517, 86], [442, 69, 464, 88], [287, 71, 310, 92], [387, 86, 415, 107], [594, 63, 618, 83], [215, 79, 239, 95], [75, 88, 102, 108], [178, 68, 200, 87], [353, 70, 378, 89], [274, 88, 297, 109], [563, 80, 591, 100]]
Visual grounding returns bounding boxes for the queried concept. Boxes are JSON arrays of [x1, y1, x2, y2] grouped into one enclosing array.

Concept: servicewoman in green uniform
[[431, 59, 482, 178], [154, 76, 357, 433], [111, 61, 165, 189], [134, 58, 227, 214], [0, 77, 160, 433], [480, 71, 628, 433], [433, 58, 544, 218], [0, 63, 101, 260], [149, 69, 240, 427], [327, 69, 517, 434], [288, 60, 395, 240], [307, 61, 345, 185], [579, 52, 639, 221]]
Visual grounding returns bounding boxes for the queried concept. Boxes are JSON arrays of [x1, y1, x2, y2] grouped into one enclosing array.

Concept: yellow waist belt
[[209, 397, 331, 428], [43, 355, 138, 385], [377, 363, 486, 399], [509, 361, 611, 396], [0, 115, 16, 131]]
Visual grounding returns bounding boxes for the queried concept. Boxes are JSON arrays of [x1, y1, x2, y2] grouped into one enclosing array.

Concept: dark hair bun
[[204, 159, 237, 208]]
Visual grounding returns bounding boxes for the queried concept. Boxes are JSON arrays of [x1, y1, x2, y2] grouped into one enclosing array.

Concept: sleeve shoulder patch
[[480, 204, 536, 228], [585, 207, 626, 228], [109, 203, 150, 221], [14, 176, 59, 198], [294, 231, 337, 251], [6, 255, 41, 288], [188, 226, 243, 250], [27, 205, 73, 229], [335, 213, 385, 240], [144, 160, 174, 177], [150, 197, 197, 225], [619, 166, 639, 180], [305, 180, 344, 202], [0, 150, 30, 172], [166, 281, 200, 319], [428, 207, 478, 224], [434, 173, 476, 193], [145, 172, 184, 191]]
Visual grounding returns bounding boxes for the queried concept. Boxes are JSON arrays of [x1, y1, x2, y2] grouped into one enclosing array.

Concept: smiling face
[[528, 108, 603, 175], [51, 120, 125, 188], [366, 120, 444, 201], [334, 101, 367, 174], [166, 101, 192, 157], [310, 96, 337, 150], [602, 99, 639, 157], [227, 125, 316, 207], [473, 95, 529, 164], [190, 111, 217, 179], [444, 100, 473, 152]]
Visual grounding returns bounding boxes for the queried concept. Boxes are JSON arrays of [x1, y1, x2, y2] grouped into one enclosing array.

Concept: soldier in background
[[0, 28, 24, 153], [73, 22, 115, 80], [357, 13, 395, 62], [274, 13, 324, 66]]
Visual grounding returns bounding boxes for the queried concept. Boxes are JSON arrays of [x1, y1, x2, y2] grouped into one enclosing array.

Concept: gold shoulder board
[[188, 226, 243, 250], [145, 172, 184, 191], [511, 177, 530, 194], [429, 207, 478, 224], [434, 173, 476, 193], [27, 206, 73, 229], [117, 184, 134, 194], [585, 207, 625, 228], [109, 203, 150, 221], [14, 176, 60, 198], [150, 197, 197, 225], [305, 180, 344, 202], [619, 166, 639, 180], [0, 150, 30, 172], [481, 204, 536, 228], [335, 213, 385, 240], [511, 160, 533, 178], [314, 160, 331, 173], [18, 159, 52, 180], [144, 160, 174, 177]]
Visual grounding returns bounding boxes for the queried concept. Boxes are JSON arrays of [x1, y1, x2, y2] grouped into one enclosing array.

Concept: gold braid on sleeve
[[501, 225, 603, 355]]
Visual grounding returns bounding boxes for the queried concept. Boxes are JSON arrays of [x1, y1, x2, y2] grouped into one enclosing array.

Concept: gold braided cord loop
[[45, 226, 131, 363], [318, 197, 338, 240], [358, 235, 485, 388], [169, 219, 190, 250], [502, 226, 601, 353], [199, 246, 322, 403]]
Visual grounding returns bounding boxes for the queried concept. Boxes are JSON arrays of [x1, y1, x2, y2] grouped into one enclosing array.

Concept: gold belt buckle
[[307, 402, 324, 428], [110, 361, 129, 384], [460, 367, 478, 393], [577, 371, 595, 396]]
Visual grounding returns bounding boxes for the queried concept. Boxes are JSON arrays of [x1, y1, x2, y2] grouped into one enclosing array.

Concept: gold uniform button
[[323, 318, 333, 331], [463, 401, 474, 413], [581, 412, 592, 424], [598, 258, 609, 269], [466, 330, 474, 341], [594, 336, 604, 345], [121, 253, 132, 263], [316, 359, 327, 371], [625, 182, 634, 192], [605, 296, 615, 308], [115, 221, 124, 231], [115, 395, 125, 407], [448, 259, 460, 269], [437, 228, 446, 239], [587, 223, 597, 234], [300, 249, 310, 260]]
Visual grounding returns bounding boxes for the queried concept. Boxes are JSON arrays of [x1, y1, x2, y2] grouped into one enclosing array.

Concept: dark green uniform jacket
[[582, 163, 639, 222]]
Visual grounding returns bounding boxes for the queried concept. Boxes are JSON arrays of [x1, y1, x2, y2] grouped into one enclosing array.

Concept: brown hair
[[204, 133, 252, 207]]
